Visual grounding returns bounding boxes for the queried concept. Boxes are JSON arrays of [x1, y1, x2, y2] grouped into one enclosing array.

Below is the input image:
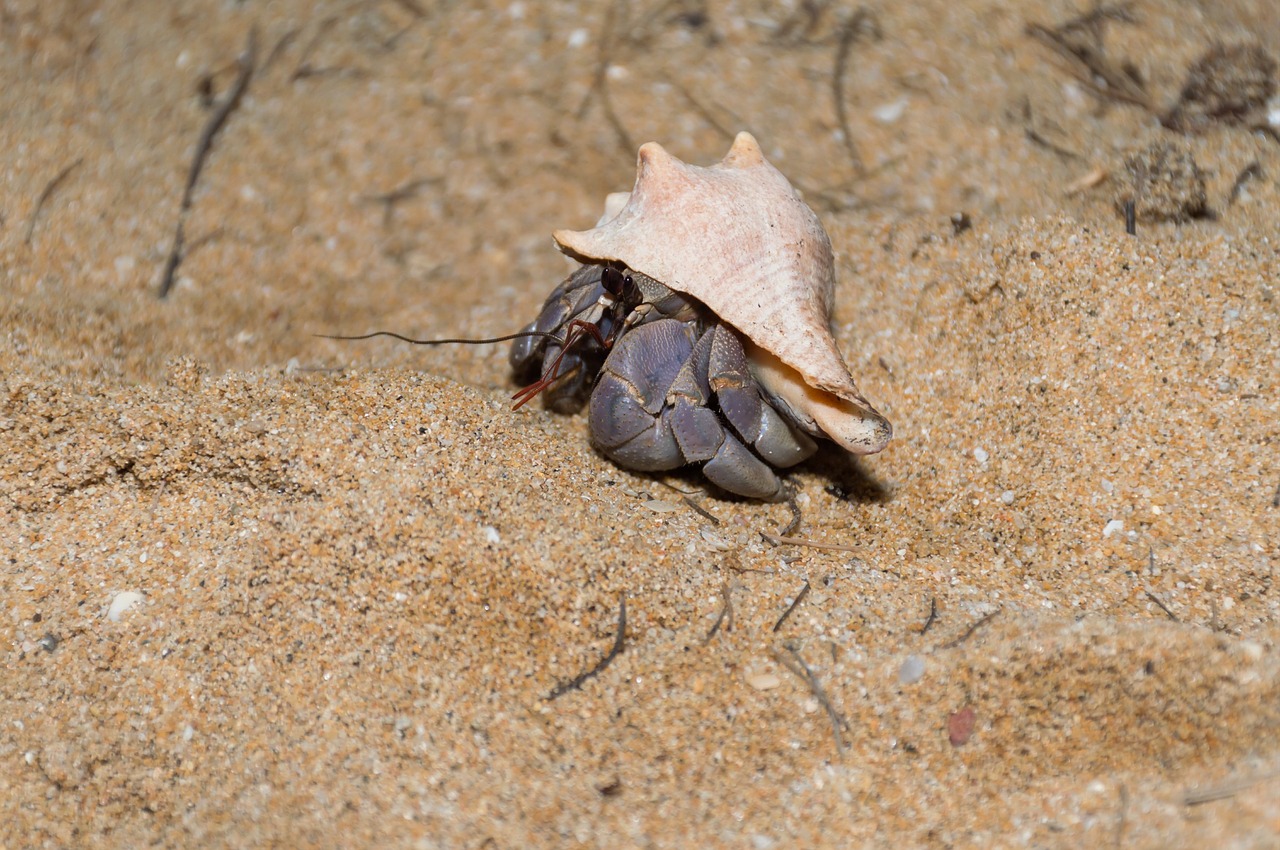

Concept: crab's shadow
[[798, 442, 893, 505]]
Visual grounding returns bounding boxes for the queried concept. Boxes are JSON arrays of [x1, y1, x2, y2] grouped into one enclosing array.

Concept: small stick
[[24, 157, 83, 245], [667, 77, 739, 143], [576, 0, 634, 156], [1124, 199, 1136, 236], [1025, 8, 1151, 110], [772, 644, 846, 756], [1227, 161, 1262, 206], [158, 27, 258, 298], [940, 607, 1001, 649], [1144, 588, 1179, 621], [262, 27, 300, 74], [831, 9, 874, 175], [772, 580, 811, 633], [704, 582, 735, 643], [547, 593, 626, 700], [291, 17, 338, 81], [760, 533, 860, 554], [1114, 784, 1129, 849], [681, 496, 721, 525], [363, 176, 441, 225], [1025, 127, 1082, 161], [1183, 768, 1280, 806], [1270, 477, 1279, 508], [919, 597, 938, 635]]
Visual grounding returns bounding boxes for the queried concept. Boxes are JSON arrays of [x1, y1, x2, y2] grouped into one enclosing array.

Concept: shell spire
[[553, 132, 891, 455]]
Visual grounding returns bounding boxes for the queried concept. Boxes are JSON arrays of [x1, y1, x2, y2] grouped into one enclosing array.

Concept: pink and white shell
[[553, 132, 891, 455]]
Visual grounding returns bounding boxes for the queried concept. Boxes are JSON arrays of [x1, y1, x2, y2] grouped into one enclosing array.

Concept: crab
[[509, 133, 892, 501]]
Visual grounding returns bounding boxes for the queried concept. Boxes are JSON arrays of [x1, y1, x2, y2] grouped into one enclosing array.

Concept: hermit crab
[[509, 132, 891, 501]]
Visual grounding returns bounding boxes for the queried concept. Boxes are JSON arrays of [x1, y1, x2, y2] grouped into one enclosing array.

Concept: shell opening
[[745, 342, 891, 456]]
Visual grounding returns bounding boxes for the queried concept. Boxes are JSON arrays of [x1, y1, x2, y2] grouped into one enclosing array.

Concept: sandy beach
[[2, 1, 1278, 846]]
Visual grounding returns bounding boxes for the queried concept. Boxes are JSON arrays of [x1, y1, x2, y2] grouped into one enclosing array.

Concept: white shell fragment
[[107, 590, 144, 622], [554, 132, 891, 455]]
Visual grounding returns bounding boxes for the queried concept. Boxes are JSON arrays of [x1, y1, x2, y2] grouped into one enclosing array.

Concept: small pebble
[[644, 499, 680, 513], [700, 527, 732, 551], [973, 447, 989, 463], [747, 673, 781, 691], [1102, 519, 1124, 538], [898, 655, 926, 685], [872, 97, 909, 124], [1000, 490, 1015, 505], [948, 706, 976, 746], [107, 591, 144, 622]]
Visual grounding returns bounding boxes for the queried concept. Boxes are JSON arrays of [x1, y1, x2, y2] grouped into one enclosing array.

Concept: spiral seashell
[[553, 132, 891, 455]]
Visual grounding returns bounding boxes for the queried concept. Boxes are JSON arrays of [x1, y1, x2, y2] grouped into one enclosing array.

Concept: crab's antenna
[[316, 330, 560, 346]]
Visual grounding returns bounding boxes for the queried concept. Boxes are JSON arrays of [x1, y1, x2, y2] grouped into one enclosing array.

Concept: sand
[[2, 1, 1278, 847]]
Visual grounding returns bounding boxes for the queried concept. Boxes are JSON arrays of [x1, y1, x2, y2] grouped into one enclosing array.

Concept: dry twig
[[547, 593, 627, 700], [1144, 587, 1179, 621], [919, 596, 938, 635], [24, 157, 83, 245], [939, 607, 1001, 649], [158, 27, 258, 298], [773, 644, 846, 756], [704, 582, 735, 643], [1183, 768, 1280, 806], [831, 9, 877, 175], [772, 581, 811, 633], [1026, 4, 1151, 110]]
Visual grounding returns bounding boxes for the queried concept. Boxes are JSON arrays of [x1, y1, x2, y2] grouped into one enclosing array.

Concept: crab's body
[[511, 132, 890, 499]]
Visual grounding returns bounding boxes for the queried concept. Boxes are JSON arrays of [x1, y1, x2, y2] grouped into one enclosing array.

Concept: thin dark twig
[[704, 582, 734, 643], [547, 593, 627, 700], [292, 16, 338, 81], [1124, 198, 1136, 235], [1144, 588, 1179, 621], [1183, 768, 1280, 806], [577, 0, 634, 156], [1025, 5, 1150, 110], [682, 496, 721, 525], [773, 644, 846, 756], [832, 9, 872, 175], [1272, 477, 1280, 508], [919, 596, 938, 635], [940, 607, 1001, 649], [262, 27, 300, 74], [1114, 783, 1129, 849], [24, 157, 83, 245], [772, 580, 811, 633], [1025, 128, 1082, 161], [158, 27, 257, 298], [1227, 161, 1262, 206], [363, 176, 440, 216], [666, 77, 739, 143]]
